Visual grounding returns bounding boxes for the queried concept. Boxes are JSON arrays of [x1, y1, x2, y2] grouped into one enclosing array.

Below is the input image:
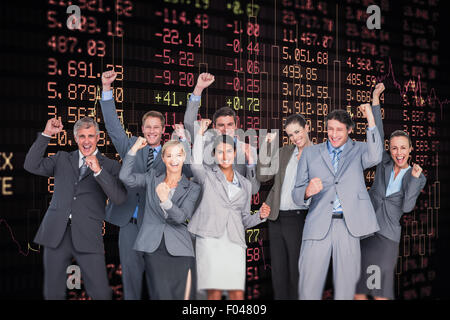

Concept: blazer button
[[73, 197, 76, 200], [330, 201, 334, 204], [335, 182, 338, 184]]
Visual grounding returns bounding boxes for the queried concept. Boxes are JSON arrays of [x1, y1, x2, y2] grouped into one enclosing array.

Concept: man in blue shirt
[[292, 104, 383, 299]]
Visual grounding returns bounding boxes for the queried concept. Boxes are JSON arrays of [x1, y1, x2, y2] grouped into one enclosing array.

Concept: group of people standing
[[24, 70, 426, 300]]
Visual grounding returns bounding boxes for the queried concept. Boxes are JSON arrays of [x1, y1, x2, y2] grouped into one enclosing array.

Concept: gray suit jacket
[[24, 133, 127, 253], [292, 126, 383, 240], [370, 105, 427, 243], [100, 98, 192, 227], [184, 98, 260, 194], [188, 164, 266, 248], [257, 144, 300, 220], [119, 152, 201, 257]]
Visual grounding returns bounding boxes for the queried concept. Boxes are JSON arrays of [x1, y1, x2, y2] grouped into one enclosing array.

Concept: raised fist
[[199, 118, 212, 135], [193, 73, 215, 96], [358, 103, 373, 120], [101, 70, 117, 91], [43, 117, 64, 136], [172, 123, 187, 141], [265, 132, 277, 144], [373, 83, 385, 98], [372, 83, 385, 106]]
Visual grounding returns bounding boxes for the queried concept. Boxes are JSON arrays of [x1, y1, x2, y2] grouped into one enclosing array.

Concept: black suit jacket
[[24, 133, 127, 253]]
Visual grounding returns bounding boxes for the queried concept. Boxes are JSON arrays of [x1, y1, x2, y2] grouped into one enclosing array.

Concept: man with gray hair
[[24, 116, 127, 299]]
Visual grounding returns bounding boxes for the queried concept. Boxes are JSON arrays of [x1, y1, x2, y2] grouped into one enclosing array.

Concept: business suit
[[100, 96, 192, 299], [184, 97, 260, 194], [119, 151, 201, 299], [257, 143, 307, 299], [356, 105, 426, 299], [188, 133, 266, 291], [292, 125, 383, 299], [24, 133, 127, 299]]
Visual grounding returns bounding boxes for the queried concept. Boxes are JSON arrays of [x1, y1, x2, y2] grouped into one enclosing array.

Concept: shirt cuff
[[41, 132, 52, 138], [367, 126, 376, 131], [189, 94, 201, 102], [246, 163, 256, 168], [127, 150, 137, 156], [102, 90, 113, 101], [93, 168, 103, 177], [160, 199, 173, 211]]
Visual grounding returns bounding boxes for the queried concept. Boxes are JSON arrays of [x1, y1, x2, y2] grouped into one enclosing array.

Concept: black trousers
[[43, 224, 111, 300], [143, 236, 196, 300], [118, 221, 152, 300], [268, 210, 307, 300]]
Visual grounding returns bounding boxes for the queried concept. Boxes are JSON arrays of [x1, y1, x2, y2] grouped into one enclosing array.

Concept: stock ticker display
[[0, 0, 449, 299]]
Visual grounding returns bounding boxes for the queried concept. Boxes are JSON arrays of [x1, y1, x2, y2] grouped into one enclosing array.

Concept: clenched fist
[[199, 118, 212, 135], [131, 136, 148, 153], [172, 123, 187, 141], [193, 73, 215, 96], [372, 82, 385, 106], [305, 177, 323, 199], [358, 103, 375, 128], [85, 155, 101, 174], [43, 117, 64, 136], [241, 143, 255, 165], [411, 163, 423, 178], [102, 70, 117, 91], [259, 202, 271, 219], [156, 182, 171, 203]]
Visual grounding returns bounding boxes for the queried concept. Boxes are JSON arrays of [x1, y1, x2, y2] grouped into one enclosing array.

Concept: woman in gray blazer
[[355, 84, 426, 300], [188, 119, 270, 300], [119, 137, 201, 300]]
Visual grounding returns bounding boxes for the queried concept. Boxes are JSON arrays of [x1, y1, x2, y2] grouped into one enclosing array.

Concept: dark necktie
[[146, 148, 154, 172], [79, 156, 88, 181]]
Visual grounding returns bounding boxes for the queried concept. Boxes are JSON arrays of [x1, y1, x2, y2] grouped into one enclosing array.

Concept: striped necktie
[[332, 149, 343, 213], [146, 147, 154, 172]]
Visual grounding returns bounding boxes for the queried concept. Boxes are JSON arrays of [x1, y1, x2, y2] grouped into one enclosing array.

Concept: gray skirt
[[356, 233, 399, 299]]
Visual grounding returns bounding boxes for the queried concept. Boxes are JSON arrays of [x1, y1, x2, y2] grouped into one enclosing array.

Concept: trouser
[[118, 219, 151, 300], [43, 224, 111, 300], [298, 217, 361, 300], [268, 209, 306, 299]]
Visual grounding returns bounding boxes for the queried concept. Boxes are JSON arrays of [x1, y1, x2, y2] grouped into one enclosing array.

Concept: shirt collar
[[151, 145, 162, 153], [78, 149, 98, 159], [327, 140, 346, 154]]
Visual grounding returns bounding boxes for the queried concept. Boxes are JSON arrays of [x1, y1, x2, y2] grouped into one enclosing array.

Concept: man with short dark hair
[[292, 104, 383, 300], [24, 117, 127, 299], [184, 73, 260, 194]]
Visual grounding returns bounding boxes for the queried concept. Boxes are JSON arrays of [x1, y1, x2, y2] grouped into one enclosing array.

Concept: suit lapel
[[280, 145, 295, 184], [384, 158, 394, 191], [320, 143, 335, 175], [171, 175, 189, 204], [213, 166, 235, 203], [70, 151, 80, 177], [336, 139, 355, 176], [229, 171, 247, 203]]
